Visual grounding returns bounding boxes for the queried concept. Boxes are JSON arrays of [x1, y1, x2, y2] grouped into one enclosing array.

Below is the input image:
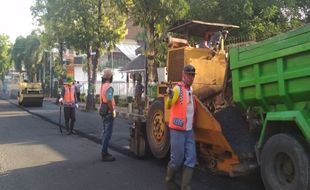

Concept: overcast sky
[[0, 0, 35, 43]]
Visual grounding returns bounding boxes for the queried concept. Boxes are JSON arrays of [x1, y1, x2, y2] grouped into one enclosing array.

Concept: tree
[[115, 0, 189, 83], [11, 33, 43, 81], [11, 36, 26, 73], [187, 0, 310, 41], [63, 0, 127, 110], [32, 0, 127, 111], [24, 33, 43, 81], [31, 0, 70, 66], [0, 34, 12, 83]]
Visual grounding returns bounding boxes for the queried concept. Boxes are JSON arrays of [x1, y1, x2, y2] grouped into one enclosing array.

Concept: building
[[64, 18, 143, 96]]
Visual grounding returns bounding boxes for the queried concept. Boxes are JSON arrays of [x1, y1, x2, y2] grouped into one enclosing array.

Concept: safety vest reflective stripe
[[100, 83, 116, 110], [169, 82, 196, 131], [169, 82, 187, 131], [63, 85, 75, 104]]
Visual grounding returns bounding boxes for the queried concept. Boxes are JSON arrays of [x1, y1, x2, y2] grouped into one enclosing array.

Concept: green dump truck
[[230, 24, 310, 189]]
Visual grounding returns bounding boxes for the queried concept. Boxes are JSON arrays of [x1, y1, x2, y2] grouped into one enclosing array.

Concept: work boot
[[101, 153, 115, 162], [165, 165, 178, 190], [69, 122, 74, 134], [65, 123, 70, 135], [181, 166, 194, 190]]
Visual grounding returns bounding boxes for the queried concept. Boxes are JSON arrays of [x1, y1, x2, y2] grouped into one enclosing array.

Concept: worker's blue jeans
[[169, 129, 196, 169], [101, 113, 114, 154]]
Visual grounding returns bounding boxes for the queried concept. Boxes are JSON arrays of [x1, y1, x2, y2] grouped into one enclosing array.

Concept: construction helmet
[[66, 76, 74, 83], [102, 69, 113, 79], [183, 64, 196, 75]]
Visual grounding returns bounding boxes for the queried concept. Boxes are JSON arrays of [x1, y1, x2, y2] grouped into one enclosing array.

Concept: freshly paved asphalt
[[7, 97, 133, 157], [0, 98, 168, 190], [0, 94, 266, 190]]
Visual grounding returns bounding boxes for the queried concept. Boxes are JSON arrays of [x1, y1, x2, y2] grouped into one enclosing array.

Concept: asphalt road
[[0, 97, 266, 190], [0, 99, 168, 190]]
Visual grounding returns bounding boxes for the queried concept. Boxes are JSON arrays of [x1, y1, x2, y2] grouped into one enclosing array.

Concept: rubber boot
[[101, 152, 115, 162], [165, 165, 178, 190], [181, 166, 194, 190], [65, 122, 70, 135], [69, 120, 74, 134]]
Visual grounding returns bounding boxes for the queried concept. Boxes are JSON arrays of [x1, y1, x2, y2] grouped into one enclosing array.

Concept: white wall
[[74, 66, 129, 95]]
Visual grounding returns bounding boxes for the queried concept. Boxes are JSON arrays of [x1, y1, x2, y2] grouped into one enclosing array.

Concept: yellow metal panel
[[216, 155, 240, 175], [167, 47, 228, 100], [194, 98, 233, 151]]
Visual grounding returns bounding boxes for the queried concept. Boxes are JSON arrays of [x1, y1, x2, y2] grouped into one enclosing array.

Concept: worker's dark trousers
[[135, 96, 143, 114], [64, 106, 76, 131]]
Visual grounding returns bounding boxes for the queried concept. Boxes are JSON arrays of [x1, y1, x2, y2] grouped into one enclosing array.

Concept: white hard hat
[[102, 69, 113, 79]]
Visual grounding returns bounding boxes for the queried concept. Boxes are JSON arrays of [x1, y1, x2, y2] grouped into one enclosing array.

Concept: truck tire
[[260, 133, 310, 190], [146, 99, 170, 159]]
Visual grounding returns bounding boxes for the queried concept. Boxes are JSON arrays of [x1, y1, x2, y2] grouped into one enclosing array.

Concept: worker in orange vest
[[59, 77, 78, 135], [99, 69, 116, 162], [165, 64, 197, 190]]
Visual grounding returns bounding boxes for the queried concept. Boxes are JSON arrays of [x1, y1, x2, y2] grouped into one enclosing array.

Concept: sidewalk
[[44, 97, 146, 122]]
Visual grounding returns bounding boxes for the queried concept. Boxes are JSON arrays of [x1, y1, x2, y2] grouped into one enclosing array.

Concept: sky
[[0, 0, 36, 43]]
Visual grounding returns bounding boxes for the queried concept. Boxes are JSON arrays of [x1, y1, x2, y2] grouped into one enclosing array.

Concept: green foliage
[[114, 95, 142, 107], [11, 37, 26, 72], [95, 94, 100, 104], [127, 96, 133, 103], [11, 33, 43, 81], [155, 41, 167, 67], [23, 33, 43, 81], [53, 62, 66, 78], [28, 0, 310, 108], [147, 83, 157, 98], [32, 0, 128, 111], [0, 34, 12, 80], [46, 0, 128, 53], [114, 0, 189, 81], [187, 0, 309, 41], [80, 93, 86, 102], [114, 95, 120, 104], [115, 0, 189, 26], [115, 95, 128, 107], [31, 0, 70, 51]]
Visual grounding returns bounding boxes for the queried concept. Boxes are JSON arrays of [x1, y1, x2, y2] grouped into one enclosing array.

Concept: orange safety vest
[[169, 82, 196, 131], [100, 83, 116, 112], [63, 85, 75, 105]]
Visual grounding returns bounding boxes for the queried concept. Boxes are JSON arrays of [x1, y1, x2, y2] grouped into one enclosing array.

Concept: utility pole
[[144, 40, 148, 109], [50, 51, 53, 98]]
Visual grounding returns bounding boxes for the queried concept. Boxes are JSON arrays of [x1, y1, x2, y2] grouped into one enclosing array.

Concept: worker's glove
[[75, 104, 79, 109], [59, 98, 63, 104], [167, 87, 174, 99]]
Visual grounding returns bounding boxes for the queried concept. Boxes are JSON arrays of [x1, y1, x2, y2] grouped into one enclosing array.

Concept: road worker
[[59, 77, 78, 135], [99, 69, 117, 162], [165, 64, 198, 190]]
